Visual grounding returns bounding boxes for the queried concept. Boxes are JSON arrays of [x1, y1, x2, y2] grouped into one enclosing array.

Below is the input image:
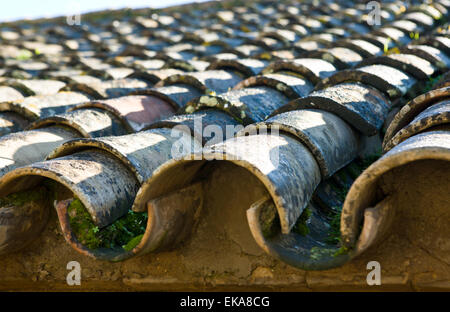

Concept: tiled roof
[[0, 0, 449, 278]]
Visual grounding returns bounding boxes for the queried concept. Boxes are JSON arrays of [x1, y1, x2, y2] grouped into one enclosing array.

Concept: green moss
[[310, 235, 350, 260], [123, 234, 144, 251], [434, 15, 446, 26], [309, 246, 335, 260], [386, 47, 400, 55], [259, 201, 281, 239], [292, 206, 312, 236], [355, 152, 382, 172], [346, 162, 362, 179], [333, 245, 349, 257], [409, 32, 419, 40], [15, 49, 32, 60], [322, 152, 382, 249], [329, 182, 348, 203], [325, 210, 342, 245], [258, 200, 314, 239], [424, 74, 443, 92], [383, 38, 392, 53], [0, 186, 48, 207], [67, 199, 100, 249], [68, 198, 148, 250]]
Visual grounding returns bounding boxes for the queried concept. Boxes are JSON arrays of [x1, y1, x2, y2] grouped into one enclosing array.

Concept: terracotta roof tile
[[0, 0, 448, 280]]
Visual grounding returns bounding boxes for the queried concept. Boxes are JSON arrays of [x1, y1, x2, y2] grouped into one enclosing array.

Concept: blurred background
[[0, 0, 207, 22]]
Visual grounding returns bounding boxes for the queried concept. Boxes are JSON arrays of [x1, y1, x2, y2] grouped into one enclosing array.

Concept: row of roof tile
[[0, 0, 448, 270]]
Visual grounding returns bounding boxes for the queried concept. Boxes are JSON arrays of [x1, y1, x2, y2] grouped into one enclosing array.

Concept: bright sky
[[0, 0, 209, 22]]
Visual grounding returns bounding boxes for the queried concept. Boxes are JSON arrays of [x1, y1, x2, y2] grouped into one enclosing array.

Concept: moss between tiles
[[0, 182, 147, 252], [66, 198, 147, 251]]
